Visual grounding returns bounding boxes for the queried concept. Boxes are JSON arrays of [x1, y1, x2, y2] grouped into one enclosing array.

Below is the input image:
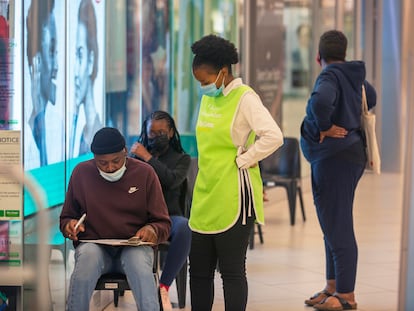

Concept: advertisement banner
[[249, 0, 284, 125], [67, 0, 105, 159], [23, 0, 65, 169], [283, 4, 312, 95]]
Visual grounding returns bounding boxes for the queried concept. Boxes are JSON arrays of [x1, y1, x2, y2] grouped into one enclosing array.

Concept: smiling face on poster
[[67, 0, 105, 159], [23, 0, 65, 169]]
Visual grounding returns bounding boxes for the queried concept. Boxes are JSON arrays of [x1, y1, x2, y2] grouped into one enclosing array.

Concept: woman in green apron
[[189, 34, 283, 311]]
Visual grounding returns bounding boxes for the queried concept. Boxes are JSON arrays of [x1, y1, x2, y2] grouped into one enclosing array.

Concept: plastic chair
[[95, 248, 161, 308], [185, 157, 198, 207], [249, 222, 264, 250], [260, 137, 306, 226], [94, 273, 131, 308]]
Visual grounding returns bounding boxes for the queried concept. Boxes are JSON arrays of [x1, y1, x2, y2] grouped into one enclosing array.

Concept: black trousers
[[189, 215, 254, 311]]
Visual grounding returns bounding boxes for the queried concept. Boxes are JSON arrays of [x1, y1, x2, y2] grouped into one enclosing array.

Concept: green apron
[[189, 85, 264, 234]]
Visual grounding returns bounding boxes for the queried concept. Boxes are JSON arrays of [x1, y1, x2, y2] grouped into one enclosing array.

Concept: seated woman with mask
[[130, 110, 191, 311]]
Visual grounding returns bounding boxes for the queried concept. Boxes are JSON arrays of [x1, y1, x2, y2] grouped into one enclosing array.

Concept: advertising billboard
[[23, 0, 65, 169], [67, 0, 105, 159]]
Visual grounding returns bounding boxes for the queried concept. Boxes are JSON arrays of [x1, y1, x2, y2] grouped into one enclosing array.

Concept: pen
[[74, 213, 86, 231]]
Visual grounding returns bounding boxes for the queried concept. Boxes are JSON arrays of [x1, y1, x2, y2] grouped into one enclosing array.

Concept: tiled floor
[[55, 171, 401, 311]]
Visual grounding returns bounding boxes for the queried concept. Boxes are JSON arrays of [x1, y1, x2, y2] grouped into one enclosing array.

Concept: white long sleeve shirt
[[223, 78, 284, 169]]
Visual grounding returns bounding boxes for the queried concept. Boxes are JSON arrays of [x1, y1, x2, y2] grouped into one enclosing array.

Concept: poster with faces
[[23, 0, 65, 169], [67, 0, 105, 159]]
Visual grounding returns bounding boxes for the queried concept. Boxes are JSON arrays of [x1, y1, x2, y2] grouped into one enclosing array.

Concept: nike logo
[[128, 187, 139, 194]]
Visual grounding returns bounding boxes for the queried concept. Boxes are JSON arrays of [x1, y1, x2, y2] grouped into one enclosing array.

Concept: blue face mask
[[200, 70, 224, 97]]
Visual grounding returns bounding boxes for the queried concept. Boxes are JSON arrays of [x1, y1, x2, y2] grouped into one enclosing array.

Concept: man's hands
[[64, 219, 85, 241], [135, 225, 158, 244], [65, 219, 158, 244], [319, 124, 348, 143]]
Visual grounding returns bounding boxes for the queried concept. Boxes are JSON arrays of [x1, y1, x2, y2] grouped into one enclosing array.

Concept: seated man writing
[[60, 127, 171, 311]]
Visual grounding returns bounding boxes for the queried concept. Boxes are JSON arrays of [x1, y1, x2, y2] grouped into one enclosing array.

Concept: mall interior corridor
[[48, 171, 402, 311]]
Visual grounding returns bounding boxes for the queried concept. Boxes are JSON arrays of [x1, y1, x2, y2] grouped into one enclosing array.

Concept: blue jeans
[[160, 215, 192, 286], [67, 243, 158, 311]]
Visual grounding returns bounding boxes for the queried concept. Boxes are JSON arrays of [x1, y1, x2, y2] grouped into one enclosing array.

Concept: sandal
[[304, 289, 332, 306], [313, 294, 357, 311]]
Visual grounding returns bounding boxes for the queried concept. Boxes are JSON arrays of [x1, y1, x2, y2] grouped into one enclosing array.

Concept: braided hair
[[138, 111, 185, 153]]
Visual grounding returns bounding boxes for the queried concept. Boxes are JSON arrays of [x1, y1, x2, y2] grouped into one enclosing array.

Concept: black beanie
[[91, 127, 126, 155]]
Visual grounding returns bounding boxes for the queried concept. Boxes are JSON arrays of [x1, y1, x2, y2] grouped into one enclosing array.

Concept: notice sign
[[0, 131, 21, 220]]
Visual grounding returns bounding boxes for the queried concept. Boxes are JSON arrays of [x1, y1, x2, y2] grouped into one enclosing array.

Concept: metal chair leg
[[298, 186, 306, 222], [285, 182, 297, 226], [113, 290, 120, 307], [257, 224, 264, 244], [249, 225, 255, 249], [176, 261, 187, 308]]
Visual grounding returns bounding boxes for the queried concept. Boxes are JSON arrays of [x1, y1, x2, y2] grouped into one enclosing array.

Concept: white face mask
[[98, 160, 127, 182]]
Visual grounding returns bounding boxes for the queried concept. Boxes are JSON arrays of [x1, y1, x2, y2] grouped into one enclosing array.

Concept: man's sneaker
[[160, 286, 173, 311]]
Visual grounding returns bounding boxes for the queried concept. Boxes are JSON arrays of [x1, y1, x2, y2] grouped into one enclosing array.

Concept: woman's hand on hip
[[319, 125, 348, 143]]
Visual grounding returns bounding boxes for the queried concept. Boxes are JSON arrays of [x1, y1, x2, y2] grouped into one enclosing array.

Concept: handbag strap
[[361, 84, 369, 114]]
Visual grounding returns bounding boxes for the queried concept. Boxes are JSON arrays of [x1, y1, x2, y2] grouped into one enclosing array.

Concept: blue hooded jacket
[[300, 61, 377, 163]]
